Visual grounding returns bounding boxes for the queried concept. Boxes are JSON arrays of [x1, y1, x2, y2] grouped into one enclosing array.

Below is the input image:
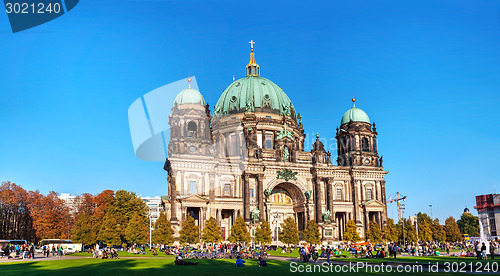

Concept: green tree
[[152, 212, 174, 245], [72, 212, 96, 246], [179, 215, 199, 244], [418, 220, 433, 241], [113, 190, 148, 222], [279, 217, 300, 246], [255, 220, 272, 245], [457, 212, 479, 237], [125, 213, 149, 244], [397, 218, 417, 243], [366, 220, 383, 243], [201, 217, 222, 243], [432, 219, 446, 242], [98, 212, 122, 246], [444, 216, 461, 242], [383, 218, 398, 242], [303, 220, 321, 245], [229, 216, 250, 243], [344, 220, 361, 242]]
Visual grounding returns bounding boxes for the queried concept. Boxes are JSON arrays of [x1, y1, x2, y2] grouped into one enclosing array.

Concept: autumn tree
[[365, 220, 383, 243], [344, 220, 360, 242], [383, 218, 398, 242], [28, 190, 71, 240], [432, 219, 446, 242], [303, 220, 321, 245], [229, 216, 250, 243], [125, 213, 149, 244], [153, 212, 174, 245], [201, 217, 222, 243], [179, 215, 199, 244], [444, 216, 461, 242], [255, 220, 272, 245], [457, 212, 479, 237], [92, 190, 115, 242], [0, 181, 36, 241], [279, 217, 300, 246]]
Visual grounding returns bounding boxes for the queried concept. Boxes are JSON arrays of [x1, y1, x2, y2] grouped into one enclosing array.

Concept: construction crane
[[387, 192, 407, 221]]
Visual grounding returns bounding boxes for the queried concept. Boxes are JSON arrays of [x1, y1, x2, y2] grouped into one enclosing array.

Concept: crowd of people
[[0, 243, 35, 259]]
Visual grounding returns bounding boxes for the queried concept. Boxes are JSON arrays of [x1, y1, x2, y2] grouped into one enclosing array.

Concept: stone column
[[257, 174, 264, 220], [243, 174, 250, 221], [364, 210, 369, 232], [314, 178, 322, 222], [381, 180, 387, 203], [326, 178, 332, 212], [169, 176, 179, 225]]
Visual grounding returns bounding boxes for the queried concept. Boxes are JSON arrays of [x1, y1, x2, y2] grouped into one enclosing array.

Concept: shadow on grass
[[0, 258, 297, 276]]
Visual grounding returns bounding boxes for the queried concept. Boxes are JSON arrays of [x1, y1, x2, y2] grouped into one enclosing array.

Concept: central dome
[[213, 43, 295, 119], [213, 76, 296, 118]]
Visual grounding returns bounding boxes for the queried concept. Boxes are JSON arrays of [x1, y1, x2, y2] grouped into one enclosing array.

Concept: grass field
[[0, 257, 480, 275]]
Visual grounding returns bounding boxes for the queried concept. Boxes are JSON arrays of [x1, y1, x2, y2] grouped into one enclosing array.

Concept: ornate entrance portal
[[268, 182, 306, 238]]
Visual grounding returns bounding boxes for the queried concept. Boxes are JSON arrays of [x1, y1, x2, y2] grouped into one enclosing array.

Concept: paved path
[[0, 253, 85, 263]]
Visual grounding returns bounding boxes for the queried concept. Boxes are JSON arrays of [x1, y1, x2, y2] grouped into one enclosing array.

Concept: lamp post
[[401, 204, 406, 245], [429, 205, 433, 220], [149, 210, 152, 249], [415, 213, 419, 242], [274, 211, 280, 248]]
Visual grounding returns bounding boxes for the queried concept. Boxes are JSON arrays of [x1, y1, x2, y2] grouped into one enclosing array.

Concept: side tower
[[336, 98, 387, 238], [168, 77, 212, 156], [336, 98, 380, 167], [165, 78, 213, 233]]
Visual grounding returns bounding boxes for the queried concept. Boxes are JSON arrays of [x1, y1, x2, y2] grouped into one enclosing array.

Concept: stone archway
[[267, 182, 307, 238]]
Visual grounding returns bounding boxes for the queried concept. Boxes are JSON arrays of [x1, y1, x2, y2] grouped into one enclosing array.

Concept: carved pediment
[[361, 199, 386, 208], [179, 193, 209, 203]]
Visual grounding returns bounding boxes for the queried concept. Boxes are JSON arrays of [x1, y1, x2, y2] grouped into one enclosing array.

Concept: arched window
[[362, 137, 369, 152], [366, 188, 373, 200], [189, 181, 197, 194], [187, 121, 197, 138]]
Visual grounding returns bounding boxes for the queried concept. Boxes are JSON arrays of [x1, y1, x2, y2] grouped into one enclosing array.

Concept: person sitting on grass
[[236, 256, 245, 267], [258, 256, 267, 267], [174, 253, 198, 265]]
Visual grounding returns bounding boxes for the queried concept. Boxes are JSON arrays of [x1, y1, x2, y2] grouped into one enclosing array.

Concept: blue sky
[[1, 0, 499, 222]]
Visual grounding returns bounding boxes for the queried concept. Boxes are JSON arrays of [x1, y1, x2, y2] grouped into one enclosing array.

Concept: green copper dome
[[213, 76, 296, 118], [174, 87, 206, 105], [341, 106, 370, 125]]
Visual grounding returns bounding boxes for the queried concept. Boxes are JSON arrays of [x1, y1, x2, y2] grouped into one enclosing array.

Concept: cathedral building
[[163, 42, 388, 243]]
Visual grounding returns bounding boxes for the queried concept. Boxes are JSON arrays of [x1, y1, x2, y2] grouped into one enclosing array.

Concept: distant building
[[474, 194, 500, 237], [141, 196, 164, 223], [58, 193, 78, 214]]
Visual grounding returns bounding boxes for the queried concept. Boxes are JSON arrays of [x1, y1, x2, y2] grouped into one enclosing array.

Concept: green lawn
[[0, 257, 473, 275]]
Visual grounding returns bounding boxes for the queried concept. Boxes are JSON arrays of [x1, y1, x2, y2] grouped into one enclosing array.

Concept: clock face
[[189, 146, 196, 152], [364, 158, 370, 165]]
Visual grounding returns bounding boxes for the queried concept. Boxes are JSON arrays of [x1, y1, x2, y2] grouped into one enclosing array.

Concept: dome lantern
[[246, 40, 260, 77]]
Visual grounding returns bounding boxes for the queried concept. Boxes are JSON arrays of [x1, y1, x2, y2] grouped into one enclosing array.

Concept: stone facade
[[162, 47, 388, 243]]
